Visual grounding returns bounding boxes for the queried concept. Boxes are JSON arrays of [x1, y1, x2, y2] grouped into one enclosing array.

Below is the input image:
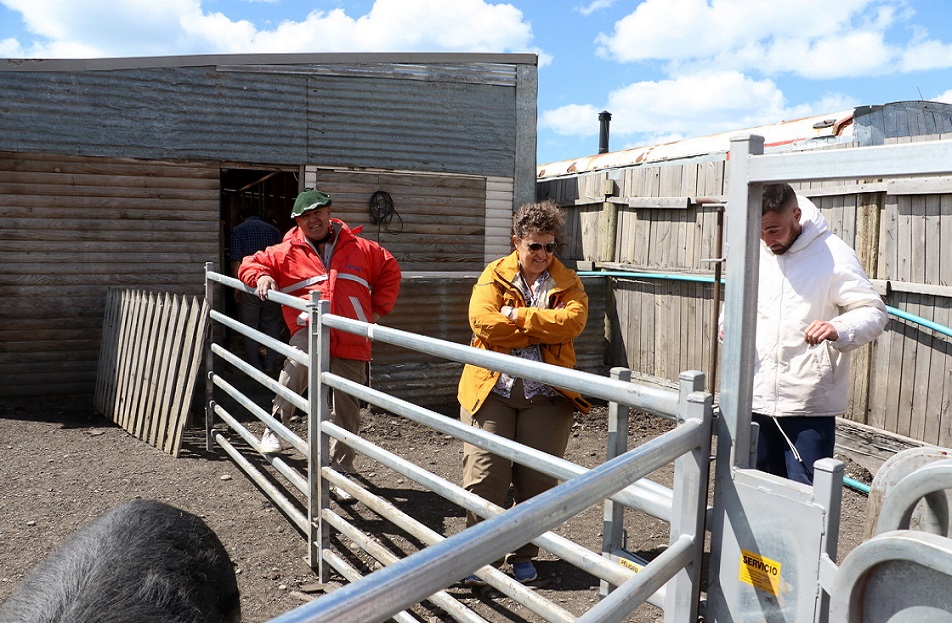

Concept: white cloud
[[724, 31, 896, 79], [540, 71, 859, 144], [238, 1, 533, 54], [577, 0, 616, 17], [0, 0, 538, 57], [593, 0, 917, 80], [2, 0, 218, 56], [539, 103, 602, 137], [900, 39, 952, 72], [605, 71, 788, 136], [934, 89, 952, 105], [0, 36, 25, 56]]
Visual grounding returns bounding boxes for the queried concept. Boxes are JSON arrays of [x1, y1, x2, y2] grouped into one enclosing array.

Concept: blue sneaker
[[511, 561, 537, 583]]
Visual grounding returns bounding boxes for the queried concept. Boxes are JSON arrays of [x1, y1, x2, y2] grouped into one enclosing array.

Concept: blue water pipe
[[886, 305, 952, 338], [844, 476, 872, 495], [578, 270, 952, 338], [579, 270, 720, 284], [579, 269, 951, 496]]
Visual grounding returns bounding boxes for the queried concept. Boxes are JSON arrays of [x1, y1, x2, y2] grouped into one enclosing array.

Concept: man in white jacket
[[751, 183, 887, 484]]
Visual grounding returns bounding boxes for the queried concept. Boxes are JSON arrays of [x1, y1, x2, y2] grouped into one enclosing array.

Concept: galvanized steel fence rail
[[203, 263, 714, 623]]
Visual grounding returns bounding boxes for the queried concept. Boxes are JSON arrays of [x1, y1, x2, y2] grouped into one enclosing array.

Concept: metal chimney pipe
[[598, 110, 612, 154]]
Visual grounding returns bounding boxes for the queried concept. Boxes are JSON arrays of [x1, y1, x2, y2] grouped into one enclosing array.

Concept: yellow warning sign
[[739, 549, 782, 595], [613, 556, 643, 572]]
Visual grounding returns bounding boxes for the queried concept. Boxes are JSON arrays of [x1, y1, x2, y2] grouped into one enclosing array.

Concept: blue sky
[[2, 0, 951, 166]]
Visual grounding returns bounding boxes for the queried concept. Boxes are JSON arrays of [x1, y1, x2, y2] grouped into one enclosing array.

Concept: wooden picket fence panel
[[94, 288, 208, 456]]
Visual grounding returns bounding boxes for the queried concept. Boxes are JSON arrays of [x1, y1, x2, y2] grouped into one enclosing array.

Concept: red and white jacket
[[239, 219, 401, 361]]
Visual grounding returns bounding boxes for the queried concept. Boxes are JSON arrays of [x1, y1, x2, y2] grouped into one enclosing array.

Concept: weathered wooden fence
[[538, 137, 952, 456], [0, 151, 218, 398], [94, 287, 208, 456]]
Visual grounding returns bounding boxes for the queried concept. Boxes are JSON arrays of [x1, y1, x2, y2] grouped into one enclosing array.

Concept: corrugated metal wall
[[303, 168, 495, 271], [0, 151, 219, 396], [0, 57, 527, 179], [0, 54, 540, 401], [372, 274, 608, 412]]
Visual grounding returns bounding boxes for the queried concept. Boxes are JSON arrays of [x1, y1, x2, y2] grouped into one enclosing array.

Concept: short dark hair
[[762, 183, 797, 216], [512, 200, 565, 240], [238, 202, 258, 219]]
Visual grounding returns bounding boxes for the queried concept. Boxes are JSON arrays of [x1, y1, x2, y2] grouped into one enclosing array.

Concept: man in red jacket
[[239, 189, 401, 501]]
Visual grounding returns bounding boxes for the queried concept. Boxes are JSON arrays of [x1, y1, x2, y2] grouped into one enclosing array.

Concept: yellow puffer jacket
[[457, 252, 592, 415]]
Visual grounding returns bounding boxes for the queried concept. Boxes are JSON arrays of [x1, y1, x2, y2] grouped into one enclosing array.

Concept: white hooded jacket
[[752, 196, 887, 417]]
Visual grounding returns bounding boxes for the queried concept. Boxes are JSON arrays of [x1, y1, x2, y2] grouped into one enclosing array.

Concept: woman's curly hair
[[511, 200, 565, 240]]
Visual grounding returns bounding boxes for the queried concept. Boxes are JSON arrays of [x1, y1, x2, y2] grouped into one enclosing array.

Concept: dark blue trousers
[[752, 413, 836, 485]]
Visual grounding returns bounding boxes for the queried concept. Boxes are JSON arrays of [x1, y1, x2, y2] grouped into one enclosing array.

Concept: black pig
[[0, 499, 240, 623]]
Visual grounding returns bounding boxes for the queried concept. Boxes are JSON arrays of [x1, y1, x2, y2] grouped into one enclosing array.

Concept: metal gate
[[203, 266, 714, 622]]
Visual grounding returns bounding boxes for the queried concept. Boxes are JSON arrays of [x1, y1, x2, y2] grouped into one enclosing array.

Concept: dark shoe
[[512, 561, 537, 583], [332, 459, 358, 475], [463, 574, 487, 587]]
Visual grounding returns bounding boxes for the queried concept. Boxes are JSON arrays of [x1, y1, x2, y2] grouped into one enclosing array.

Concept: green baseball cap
[[291, 189, 332, 218]]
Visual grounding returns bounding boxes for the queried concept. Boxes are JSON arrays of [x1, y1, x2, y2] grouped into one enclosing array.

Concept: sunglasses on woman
[[525, 241, 557, 253]]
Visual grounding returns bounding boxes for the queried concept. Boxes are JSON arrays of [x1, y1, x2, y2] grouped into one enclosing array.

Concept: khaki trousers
[[272, 329, 367, 472], [461, 379, 574, 563]]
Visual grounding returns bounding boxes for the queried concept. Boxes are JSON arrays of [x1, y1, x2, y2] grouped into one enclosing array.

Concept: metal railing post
[[678, 370, 705, 411], [309, 296, 331, 575], [665, 384, 712, 623], [719, 133, 763, 470], [601, 366, 632, 597], [204, 261, 216, 452], [813, 458, 844, 623]]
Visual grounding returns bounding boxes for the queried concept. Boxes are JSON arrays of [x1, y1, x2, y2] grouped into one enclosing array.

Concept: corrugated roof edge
[[0, 52, 539, 72], [537, 108, 857, 179]]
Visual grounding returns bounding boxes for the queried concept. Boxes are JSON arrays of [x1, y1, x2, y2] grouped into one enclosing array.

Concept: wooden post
[[850, 192, 884, 425], [599, 175, 618, 263]]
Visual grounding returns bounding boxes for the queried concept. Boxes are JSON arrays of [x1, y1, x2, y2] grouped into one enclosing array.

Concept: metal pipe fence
[[203, 265, 714, 623], [270, 399, 711, 623]]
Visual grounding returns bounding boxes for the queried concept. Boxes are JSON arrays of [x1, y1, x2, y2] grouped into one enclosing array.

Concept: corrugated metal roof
[[537, 110, 855, 179], [0, 52, 538, 73], [224, 61, 521, 87]]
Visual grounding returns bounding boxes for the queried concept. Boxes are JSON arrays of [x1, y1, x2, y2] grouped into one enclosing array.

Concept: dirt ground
[[0, 385, 871, 623]]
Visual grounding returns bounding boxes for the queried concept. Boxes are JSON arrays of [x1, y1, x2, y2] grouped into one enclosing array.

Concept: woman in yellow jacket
[[458, 200, 590, 586]]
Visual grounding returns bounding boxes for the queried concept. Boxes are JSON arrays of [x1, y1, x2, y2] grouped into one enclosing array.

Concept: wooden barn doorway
[[219, 168, 299, 349], [220, 168, 299, 240]]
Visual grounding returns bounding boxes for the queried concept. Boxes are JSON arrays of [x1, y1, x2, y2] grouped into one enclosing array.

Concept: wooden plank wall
[[868, 190, 952, 447], [304, 168, 491, 272], [538, 148, 952, 449], [541, 159, 727, 389], [94, 288, 208, 456], [0, 151, 219, 397]]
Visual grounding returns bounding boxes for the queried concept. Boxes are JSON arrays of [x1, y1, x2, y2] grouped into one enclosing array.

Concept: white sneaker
[[330, 484, 357, 504], [260, 428, 282, 454]]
